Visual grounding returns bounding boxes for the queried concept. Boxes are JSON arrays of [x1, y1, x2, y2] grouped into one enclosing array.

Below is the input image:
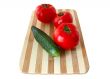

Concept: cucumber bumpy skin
[[31, 26, 60, 57]]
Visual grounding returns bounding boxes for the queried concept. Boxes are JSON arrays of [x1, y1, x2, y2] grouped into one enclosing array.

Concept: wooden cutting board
[[20, 9, 89, 74]]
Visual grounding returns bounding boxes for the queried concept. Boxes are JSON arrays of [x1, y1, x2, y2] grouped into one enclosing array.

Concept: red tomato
[[53, 11, 73, 28], [53, 23, 79, 50], [35, 4, 56, 23]]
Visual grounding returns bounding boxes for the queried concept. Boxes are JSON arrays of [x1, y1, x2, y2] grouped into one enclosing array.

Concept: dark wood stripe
[[22, 13, 37, 72], [65, 9, 70, 12], [48, 56, 54, 74], [71, 49, 79, 73], [73, 10, 89, 72], [60, 49, 67, 73], [48, 23, 54, 74], [58, 9, 67, 74], [35, 23, 45, 73]]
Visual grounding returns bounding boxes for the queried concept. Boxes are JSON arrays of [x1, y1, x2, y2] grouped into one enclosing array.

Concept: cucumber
[[31, 26, 60, 57]]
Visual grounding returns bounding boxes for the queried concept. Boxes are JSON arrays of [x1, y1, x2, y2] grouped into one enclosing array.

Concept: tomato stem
[[64, 25, 71, 34], [42, 4, 49, 8], [58, 12, 64, 16]]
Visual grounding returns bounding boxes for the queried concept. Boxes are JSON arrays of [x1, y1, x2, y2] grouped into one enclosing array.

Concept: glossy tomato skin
[[54, 11, 73, 28], [53, 23, 79, 50], [35, 4, 56, 23]]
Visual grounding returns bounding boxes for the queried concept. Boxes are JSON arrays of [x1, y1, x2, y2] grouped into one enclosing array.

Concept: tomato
[[53, 23, 79, 50], [35, 4, 56, 23], [53, 11, 73, 28]]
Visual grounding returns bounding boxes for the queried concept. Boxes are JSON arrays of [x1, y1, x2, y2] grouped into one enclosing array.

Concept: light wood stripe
[[22, 13, 36, 72], [71, 49, 79, 73], [74, 10, 89, 73], [76, 44, 86, 73], [41, 24, 50, 74], [42, 50, 49, 74], [54, 56, 60, 74], [35, 44, 42, 73], [35, 22, 45, 73], [28, 39, 38, 73], [48, 23, 54, 74], [65, 50, 73, 73], [28, 20, 41, 73], [69, 10, 79, 73]]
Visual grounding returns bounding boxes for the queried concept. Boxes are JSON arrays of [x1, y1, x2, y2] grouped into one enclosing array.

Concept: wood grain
[[74, 10, 89, 72], [20, 9, 89, 74]]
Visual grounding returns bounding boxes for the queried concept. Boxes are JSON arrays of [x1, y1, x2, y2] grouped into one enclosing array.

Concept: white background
[[0, 0, 110, 79]]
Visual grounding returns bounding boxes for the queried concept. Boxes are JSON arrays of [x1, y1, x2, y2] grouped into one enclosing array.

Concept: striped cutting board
[[20, 9, 89, 74]]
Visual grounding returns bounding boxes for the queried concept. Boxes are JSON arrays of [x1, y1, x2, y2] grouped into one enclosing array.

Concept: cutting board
[[20, 9, 89, 74]]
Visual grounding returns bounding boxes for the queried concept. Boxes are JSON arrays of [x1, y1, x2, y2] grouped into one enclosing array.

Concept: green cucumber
[[31, 26, 60, 57]]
